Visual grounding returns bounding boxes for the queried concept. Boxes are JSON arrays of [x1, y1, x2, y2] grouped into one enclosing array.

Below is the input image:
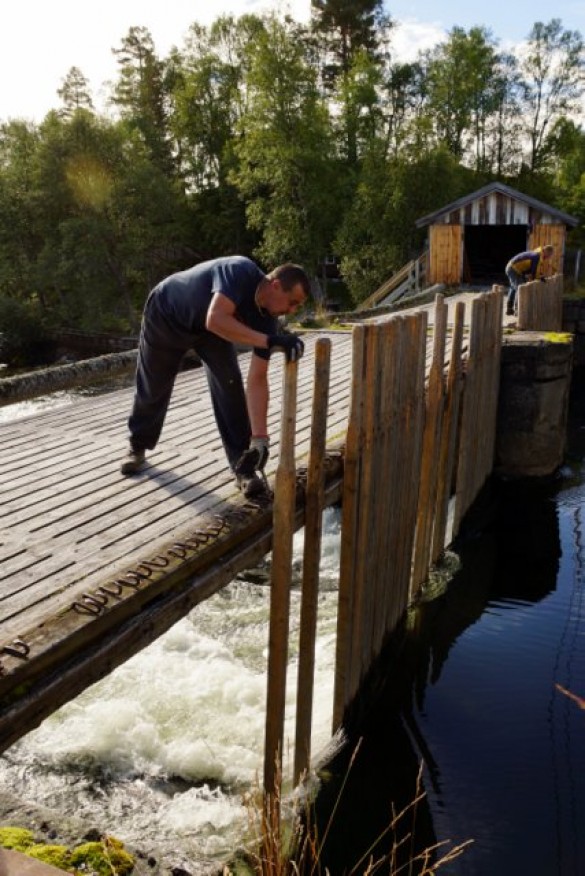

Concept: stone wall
[[562, 297, 585, 365], [495, 332, 574, 478], [0, 351, 138, 405]]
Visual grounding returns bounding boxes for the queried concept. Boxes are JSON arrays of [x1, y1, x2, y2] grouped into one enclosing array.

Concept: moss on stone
[[0, 827, 135, 874], [543, 332, 573, 344], [27, 843, 73, 870], [0, 826, 35, 850], [69, 836, 135, 875]]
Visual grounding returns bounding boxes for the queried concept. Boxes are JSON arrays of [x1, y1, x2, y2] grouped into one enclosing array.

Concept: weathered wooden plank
[[294, 339, 331, 783]]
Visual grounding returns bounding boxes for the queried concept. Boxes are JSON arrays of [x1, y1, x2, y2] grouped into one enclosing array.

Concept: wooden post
[[395, 313, 427, 614], [333, 326, 365, 729], [294, 339, 331, 784], [431, 301, 465, 561], [411, 295, 447, 594], [351, 324, 379, 686], [453, 297, 482, 534], [264, 359, 299, 797]]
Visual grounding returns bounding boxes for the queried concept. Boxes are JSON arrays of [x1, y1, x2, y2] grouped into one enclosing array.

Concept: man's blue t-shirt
[[151, 256, 277, 358]]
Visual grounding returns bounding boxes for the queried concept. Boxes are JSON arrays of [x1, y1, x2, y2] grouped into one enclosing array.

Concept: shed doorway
[[464, 225, 528, 285]]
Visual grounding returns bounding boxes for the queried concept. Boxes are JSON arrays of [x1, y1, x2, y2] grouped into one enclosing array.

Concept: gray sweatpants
[[127, 294, 251, 470]]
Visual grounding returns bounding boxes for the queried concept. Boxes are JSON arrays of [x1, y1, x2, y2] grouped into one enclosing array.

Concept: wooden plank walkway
[[0, 332, 353, 639], [0, 291, 510, 750]]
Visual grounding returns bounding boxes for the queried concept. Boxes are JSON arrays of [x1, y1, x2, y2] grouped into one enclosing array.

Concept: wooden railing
[[518, 274, 564, 331], [264, 290, 504, 792], [357, 252, 429, 311]]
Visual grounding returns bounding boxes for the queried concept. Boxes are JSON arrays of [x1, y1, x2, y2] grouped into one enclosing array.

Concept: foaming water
[[0, 392, 75, 422], [0, 374, 134, 422], [0, 510, 342, 869]]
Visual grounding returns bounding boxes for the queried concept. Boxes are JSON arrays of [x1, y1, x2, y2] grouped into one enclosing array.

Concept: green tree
[[310, 0, 390, 82], [380, 61, 426, 158], [57, 67, 94, 117], [0, 120, 43, 304], [311, 0, 392, 165], [231, 14, 339, 277], [422, 26, 501, 163], [111, 26, 174, 176], [168, 15, 264, 255], [549, 118, 585, 247], [335, 148, 469, 303], [484, 52, 523, 176], [519, 18, 584, 173], [29, 110, 190, 330]]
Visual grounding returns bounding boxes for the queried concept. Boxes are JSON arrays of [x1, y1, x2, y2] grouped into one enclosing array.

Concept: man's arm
[[206, 292, 269, 348], [246, 353, 270, 436], [527, 252, 541, 279]]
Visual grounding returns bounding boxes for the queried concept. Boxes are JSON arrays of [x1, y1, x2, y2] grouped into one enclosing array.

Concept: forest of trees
[[0, 1, 584, 363]]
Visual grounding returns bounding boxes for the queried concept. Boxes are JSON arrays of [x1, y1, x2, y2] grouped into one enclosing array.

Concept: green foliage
[[520, 19, 585, 173], [0, 10, 582, 334], [0, 295, 55, 366], [335, 147, 469, 303], [422, 26, 502, 161], [230, 14, 340, 275]]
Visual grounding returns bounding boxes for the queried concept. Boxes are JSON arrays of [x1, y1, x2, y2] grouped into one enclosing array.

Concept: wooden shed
[[415, 182, 579, 287]]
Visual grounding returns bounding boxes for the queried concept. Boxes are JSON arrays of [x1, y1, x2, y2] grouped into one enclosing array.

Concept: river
[[311, 368, 585, 876], [1, 371, 584, 875]]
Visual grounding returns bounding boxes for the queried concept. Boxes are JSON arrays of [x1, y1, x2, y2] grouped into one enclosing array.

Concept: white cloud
[[0, 0, 312, 122], [390, 19, 447, 62]]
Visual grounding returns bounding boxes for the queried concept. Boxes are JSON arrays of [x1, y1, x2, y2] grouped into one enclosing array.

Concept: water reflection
[[315, 374, 585, 876]]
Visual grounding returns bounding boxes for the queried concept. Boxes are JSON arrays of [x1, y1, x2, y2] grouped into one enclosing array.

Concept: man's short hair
[[270, 263, 311, 298]]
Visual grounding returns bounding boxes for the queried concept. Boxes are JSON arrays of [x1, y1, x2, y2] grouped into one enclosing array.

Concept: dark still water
[[315, 370, 585, 876]]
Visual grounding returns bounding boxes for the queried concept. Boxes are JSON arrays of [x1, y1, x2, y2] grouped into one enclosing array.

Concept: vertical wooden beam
[[294, 339, 331, 784], [333, 326, 365, 730], [484, 289, 503, 470], [411, 295, 447, 594], [453, 297, 482, 534], [431, 301, 465, 561], [379, 317, 403, 636], [264, 359, 299, 797], [396, 312, 427, 614], [351, 325, 379, 685], [371, 320, 397, 654]]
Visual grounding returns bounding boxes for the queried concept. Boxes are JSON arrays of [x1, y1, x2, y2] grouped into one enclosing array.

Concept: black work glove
[[235, 436, 270, 475], [249, 435, 269, 470], [267, 333, 305, 362]]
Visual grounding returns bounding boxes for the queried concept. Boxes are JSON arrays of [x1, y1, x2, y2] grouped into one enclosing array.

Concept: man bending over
[[120, 256, 309, 498]]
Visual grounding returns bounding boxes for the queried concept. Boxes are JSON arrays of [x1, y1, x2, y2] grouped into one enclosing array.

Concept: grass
[[226, 744, 472, 876]]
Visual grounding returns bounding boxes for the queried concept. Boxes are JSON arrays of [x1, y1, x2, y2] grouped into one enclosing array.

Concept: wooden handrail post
[[294, 339, 331, 785], [264, 358, 299, 798]]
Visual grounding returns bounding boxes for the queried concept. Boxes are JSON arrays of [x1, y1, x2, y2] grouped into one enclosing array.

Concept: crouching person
[[121, 256, 308, 498]]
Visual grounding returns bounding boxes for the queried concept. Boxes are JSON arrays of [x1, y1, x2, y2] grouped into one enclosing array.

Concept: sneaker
[[236, 472, 267, 499], [121, 448, 146, 475]]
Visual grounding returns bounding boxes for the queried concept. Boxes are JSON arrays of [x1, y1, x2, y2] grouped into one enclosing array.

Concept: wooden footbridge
[[0, 283, 559, 796]]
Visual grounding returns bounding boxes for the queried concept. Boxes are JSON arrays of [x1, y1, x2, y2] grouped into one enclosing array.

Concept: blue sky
[[1, 0, 583, 122]]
